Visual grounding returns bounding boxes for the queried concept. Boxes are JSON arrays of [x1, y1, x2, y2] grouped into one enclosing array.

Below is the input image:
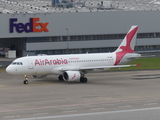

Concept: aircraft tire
[[58, 75, 64, 81], [80, 77, 88, 83], [23, 80, 29, 84]]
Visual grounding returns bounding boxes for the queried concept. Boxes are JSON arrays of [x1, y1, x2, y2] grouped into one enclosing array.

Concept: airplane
[[6, 25, 141, 84]]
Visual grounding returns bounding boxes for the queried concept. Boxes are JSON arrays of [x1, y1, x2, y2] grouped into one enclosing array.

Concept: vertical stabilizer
[[114, 26, 138, 65], [115, 26, 138, 53]]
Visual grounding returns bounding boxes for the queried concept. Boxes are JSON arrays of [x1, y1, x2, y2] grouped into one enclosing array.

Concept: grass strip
[[109, 57, 160, 71]]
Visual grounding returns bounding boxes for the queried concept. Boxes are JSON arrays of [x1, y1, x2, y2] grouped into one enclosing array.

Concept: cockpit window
[[12, 62, 17, 65], [12, 62, 23, 65]]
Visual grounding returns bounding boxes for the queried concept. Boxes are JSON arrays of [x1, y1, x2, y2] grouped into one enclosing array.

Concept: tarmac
[[0, 69, 160, 120]]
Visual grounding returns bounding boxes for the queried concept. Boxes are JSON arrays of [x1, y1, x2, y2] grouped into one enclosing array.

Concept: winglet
[[136, 63, 141, 67], [130, 63, 140, 67]]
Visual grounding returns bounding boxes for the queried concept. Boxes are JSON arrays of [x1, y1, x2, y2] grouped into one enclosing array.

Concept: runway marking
[[34, 113, 49, 116], [11, 107, 160, 120], [145, 100, 158, 102], [3, 116, 15, 118], [102, 104, 115, 106], [1, 97, 160, 113], [0, 85, 6, 87], [91, 108, 105, 111], [63, 110, 77, 113], [62, 106, 80, 110], [118, 105, 131, 108], [30, 83, 54, 85], [144, 103, 157, 105]]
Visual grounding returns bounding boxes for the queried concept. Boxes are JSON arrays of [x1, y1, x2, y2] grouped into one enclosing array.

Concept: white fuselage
[[6, 52, 119, 75]]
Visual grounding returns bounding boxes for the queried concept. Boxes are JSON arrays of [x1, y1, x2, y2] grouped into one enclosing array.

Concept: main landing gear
[[58, 75, 64, 81], [23, 75, 29, 84], [58, 75, 88, 83], [80, 77, 88, 83]]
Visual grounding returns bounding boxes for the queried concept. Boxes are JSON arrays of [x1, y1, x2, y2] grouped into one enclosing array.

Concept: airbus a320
[[6, 26, 141, 84]]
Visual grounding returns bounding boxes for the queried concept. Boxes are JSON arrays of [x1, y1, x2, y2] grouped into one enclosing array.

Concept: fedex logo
[[10, 18, 49, 33]]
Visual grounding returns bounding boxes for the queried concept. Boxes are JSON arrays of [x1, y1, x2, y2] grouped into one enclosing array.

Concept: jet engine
[[62, 71, 81, 81], [32, 75, 47, 78]]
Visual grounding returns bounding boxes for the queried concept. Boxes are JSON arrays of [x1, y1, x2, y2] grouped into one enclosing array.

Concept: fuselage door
[[27, 59, 34, 69]]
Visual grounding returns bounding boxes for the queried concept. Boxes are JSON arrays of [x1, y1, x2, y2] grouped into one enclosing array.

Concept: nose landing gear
[[23, 75, 29, 84]]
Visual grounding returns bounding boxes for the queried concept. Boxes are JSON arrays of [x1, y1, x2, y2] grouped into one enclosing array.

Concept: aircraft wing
[[60, 64, 139, 71], [79, 64, 139, 70]]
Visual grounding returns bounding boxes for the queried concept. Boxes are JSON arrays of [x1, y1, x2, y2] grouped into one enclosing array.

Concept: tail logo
[[114, 26, 138, 65]]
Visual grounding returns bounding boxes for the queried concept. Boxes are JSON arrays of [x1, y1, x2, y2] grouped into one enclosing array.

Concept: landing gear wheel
[[58, 75, 64, 81], [80, 77, 88, 83], [23, 80, 29, 84], [24, 75, 29, 84]]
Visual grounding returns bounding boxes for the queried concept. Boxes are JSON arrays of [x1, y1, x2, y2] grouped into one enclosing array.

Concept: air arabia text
[[35, 59, 68, 66]]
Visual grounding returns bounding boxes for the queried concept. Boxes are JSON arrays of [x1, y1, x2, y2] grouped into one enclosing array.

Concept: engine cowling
[[32, 75, 47, 78], [62, 71, 81, 81]]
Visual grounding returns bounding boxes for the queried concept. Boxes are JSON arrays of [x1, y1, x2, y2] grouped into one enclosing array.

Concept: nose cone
[[6, 65, 14, 74]]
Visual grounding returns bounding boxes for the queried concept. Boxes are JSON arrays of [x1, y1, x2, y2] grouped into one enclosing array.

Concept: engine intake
[[63, 71, 81, 81]]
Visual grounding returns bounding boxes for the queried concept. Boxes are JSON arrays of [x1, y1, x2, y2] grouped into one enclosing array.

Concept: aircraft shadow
[[32, 77, 86, 85]]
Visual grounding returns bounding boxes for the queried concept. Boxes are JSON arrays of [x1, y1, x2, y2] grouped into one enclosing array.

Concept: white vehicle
[[6, 26, 141, 84]]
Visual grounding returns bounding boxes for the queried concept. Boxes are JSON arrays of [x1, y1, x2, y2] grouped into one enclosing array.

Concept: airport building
[[0, 0, 160, 57]]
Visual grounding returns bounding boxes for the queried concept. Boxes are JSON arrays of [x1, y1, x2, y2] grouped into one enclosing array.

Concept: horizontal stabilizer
[[127, 55, 155, 59]]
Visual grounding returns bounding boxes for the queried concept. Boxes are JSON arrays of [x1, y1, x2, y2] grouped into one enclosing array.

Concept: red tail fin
[[115, 26, 138, 53], [114, 26, 138, 65]]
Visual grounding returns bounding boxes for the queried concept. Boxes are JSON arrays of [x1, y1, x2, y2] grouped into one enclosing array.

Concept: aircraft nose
[[6, 65, 14, 74]]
